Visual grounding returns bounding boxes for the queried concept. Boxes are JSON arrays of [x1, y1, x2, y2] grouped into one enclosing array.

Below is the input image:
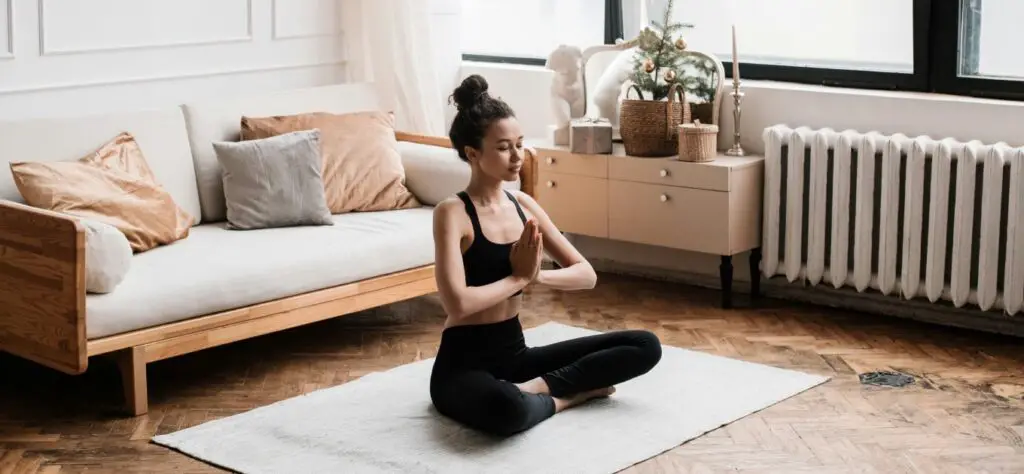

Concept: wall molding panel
[[0, 60, 345, 96], [0, 0, 349, 120], [0, 0, 13, 59], [271, 0, 342, 40], [38, 0, 254, 56]]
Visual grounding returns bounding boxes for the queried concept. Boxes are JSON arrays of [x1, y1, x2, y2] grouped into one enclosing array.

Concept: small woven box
[[678, 120, 718, 163]]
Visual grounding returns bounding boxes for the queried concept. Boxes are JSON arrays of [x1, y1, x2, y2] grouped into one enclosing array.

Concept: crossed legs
[[430, 329, 663, 436]]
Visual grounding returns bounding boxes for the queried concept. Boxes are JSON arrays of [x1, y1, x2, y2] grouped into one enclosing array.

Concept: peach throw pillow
[[240, 111, 421, 214], [10, 132, 195, 253]]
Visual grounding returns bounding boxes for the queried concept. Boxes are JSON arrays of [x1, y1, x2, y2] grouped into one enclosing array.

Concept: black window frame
[[462, 0, 1024, 102], [929, 0, 1024, 101]]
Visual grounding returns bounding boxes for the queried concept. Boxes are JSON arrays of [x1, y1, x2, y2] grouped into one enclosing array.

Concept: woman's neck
[[465, 175, 505, 206]]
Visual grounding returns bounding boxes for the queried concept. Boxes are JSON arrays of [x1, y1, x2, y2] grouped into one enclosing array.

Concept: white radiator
[[761, 125, 1024, 316]]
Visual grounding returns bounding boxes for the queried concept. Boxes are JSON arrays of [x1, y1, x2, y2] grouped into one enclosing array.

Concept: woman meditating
[[429, 74, 663, 437]]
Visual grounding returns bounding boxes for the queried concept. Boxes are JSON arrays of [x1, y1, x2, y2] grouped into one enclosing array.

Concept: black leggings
[[429, 316, 662, 437]]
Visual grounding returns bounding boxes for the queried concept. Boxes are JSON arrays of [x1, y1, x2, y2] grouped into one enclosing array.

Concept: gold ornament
[[664, 69, 677, 81], [675, 37, 688, 50], [643, 58, 656, 73]]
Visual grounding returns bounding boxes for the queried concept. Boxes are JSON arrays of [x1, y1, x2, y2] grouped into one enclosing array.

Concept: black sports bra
[[457, 190, 528, 296]]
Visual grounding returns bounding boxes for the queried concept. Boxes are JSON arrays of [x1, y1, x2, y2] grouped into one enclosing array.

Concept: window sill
[[460, 59, 1024, 149], [461, 59, 1024, 110], [461, 60, 548, 73], [747, 79, 1024, 109]]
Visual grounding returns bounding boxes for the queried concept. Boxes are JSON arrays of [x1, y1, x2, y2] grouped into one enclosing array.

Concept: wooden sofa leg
[[116, 346, 148, 416]]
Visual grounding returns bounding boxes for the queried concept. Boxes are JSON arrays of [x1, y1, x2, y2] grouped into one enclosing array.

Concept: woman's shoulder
[[433, 194, 471, 229], [432, 195, 464, 218], [507, 189, 540, 211]]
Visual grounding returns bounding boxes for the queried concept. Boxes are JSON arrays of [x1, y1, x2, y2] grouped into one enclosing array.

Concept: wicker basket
[[619, 83, 691, 157], [678, 119, 718, 162]]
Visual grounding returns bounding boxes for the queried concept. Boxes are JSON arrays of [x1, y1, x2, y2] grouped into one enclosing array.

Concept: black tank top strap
[[504, 190, 527, 223], [456, 191, 483, 236]]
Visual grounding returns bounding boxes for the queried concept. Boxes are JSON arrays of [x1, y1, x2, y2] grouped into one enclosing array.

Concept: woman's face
[[465, 117, 524, 182]]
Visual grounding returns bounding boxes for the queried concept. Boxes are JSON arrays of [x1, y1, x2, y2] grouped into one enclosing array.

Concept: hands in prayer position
[[510, 219, 543, 282]]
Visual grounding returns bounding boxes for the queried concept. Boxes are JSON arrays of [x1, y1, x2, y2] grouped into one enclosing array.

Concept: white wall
[[0, 0, 345, 120], [461, 56, 1024, 287]]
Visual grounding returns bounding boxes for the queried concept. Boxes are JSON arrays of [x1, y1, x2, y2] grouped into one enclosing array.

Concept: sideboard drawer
[[536, 171, 608, 238], [608, 155, 745, 191], [537, 150, 608, 178], [608, 180, 729, 255]]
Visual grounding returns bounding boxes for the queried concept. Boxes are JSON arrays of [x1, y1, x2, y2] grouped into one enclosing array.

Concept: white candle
[[732, 25, 740, 81]]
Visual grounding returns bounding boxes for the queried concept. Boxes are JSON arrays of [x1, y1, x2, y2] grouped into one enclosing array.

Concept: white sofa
[[0, 83, 534, 415]]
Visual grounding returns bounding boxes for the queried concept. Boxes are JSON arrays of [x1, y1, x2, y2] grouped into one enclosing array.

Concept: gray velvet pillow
[[213, 129, 333, 230]]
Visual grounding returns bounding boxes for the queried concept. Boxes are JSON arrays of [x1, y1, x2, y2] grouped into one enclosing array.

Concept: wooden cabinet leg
[[720, 255, 733, 309], [116, 346, 148, 416], [750, 247, 762, 300]]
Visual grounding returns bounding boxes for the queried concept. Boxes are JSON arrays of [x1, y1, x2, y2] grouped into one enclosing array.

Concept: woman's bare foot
[[553, 386, 615, 412]]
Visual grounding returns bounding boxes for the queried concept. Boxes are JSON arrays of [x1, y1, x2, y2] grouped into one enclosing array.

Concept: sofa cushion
[[85, 207, 435, 339], [80, 218, 133, 294], [0, 107, 203, 223], [181, 83, 384, 223], [241, 111, 421, 214], [10, 132, 197, 252], [213, 129, 333, 230], [396, 141, 520, 206]]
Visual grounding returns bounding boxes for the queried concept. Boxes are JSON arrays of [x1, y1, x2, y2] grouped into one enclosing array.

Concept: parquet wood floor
[[1, 272, 1021, 473]]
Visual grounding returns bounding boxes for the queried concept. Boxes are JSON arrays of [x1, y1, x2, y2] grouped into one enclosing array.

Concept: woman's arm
[[433, 199, 530, 319], [514, 191, 598, 291]]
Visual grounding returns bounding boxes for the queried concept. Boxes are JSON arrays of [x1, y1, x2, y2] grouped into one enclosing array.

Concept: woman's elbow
[[442, 299, 468, 320], [582, 263, 598, 289], [437, 289, 467, 319]]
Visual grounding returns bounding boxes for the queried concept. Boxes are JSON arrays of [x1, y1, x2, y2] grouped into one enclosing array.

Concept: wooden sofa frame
[[0, 133, 539, 416]]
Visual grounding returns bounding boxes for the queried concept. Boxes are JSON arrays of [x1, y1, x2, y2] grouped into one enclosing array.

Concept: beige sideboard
[[531, 140, 765, 308]]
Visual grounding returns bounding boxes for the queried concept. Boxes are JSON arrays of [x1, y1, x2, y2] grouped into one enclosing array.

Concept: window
[[668, 0, 1023, 99], [930, 0, 1024, 100], [960, 0, 1023, 79], [658, 0, 928, 91], [460, 0, 622, 65], [671, 0, 916, 74], [463, 0, 1024, 101]]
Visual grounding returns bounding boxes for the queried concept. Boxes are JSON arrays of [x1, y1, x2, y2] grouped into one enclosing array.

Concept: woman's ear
[[463, 145, 479, 163]]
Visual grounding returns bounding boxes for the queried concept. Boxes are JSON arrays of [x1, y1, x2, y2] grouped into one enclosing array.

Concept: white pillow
[[79, 218, 132, 294], [395, 141, 519, 206]]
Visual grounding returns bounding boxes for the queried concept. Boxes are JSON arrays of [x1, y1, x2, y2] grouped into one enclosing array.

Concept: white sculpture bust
[[544, 44, 585, 145]]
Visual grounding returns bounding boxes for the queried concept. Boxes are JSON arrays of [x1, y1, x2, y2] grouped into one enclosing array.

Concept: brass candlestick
[[725, 79, 745, 157]]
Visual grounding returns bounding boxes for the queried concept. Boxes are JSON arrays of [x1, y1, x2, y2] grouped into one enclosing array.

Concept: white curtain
[[342, 0, 447, 136]]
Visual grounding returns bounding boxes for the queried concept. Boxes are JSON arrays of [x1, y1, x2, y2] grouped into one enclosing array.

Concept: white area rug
[[152, 322, 829, 473]]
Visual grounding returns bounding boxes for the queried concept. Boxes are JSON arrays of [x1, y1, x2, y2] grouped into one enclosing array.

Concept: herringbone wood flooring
[[1, 272, 1021, 473]]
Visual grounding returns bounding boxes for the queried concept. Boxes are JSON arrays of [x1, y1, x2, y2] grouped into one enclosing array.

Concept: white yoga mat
[[153, 322, 829, 474]]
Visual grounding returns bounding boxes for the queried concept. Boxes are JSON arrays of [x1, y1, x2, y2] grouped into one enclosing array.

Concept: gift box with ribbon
[[569, 117, 613, 154]]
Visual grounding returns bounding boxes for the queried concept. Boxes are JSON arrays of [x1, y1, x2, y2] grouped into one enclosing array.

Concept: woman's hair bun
[[452, 74, 489, 110]]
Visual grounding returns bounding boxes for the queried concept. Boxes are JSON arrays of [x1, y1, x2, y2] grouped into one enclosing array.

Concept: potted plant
[[620, 0, 694, 157], [679, 54, 719, 124]]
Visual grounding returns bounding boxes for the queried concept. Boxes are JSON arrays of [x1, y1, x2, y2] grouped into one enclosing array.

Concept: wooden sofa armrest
[[0, 200, 87, 374], [394, 131, 539, 199], [519, 146, 539, 199]]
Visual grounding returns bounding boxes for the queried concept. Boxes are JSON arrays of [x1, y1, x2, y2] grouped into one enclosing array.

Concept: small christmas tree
[[679, 54, 718, 103], [630, 0, 694, 101]]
